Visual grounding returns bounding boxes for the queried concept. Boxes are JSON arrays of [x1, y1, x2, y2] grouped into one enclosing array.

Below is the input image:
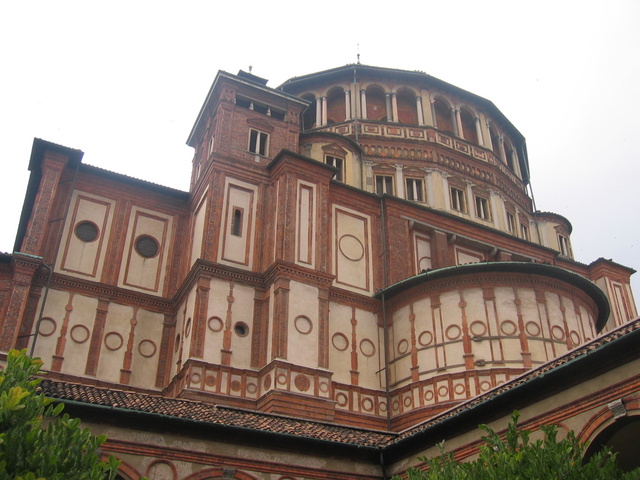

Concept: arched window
[[326, 87, 346, 125], [460, 108, 478, 144], [366, 85, 387, 121], [301, 93, 317, 130], [434, 98, 454, 134], [504, 140, 516, 171], [397, 88, 418, 125]]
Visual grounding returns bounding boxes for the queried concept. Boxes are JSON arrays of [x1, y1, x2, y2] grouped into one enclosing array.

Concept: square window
[[475, 196, 490, 220], [249, 129, 269, 156], [325, 156, 344, 181], [375, 175, 394, 195], [405, 178, 424, 202], [451, 187, 466, 212]]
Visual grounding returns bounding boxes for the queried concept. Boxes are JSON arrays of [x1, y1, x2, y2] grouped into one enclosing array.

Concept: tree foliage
[[395, 411, 640, 480], [0, 349, 120, 480]]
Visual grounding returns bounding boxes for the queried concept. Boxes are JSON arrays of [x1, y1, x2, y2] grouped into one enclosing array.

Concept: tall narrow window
[[451, 187, 466, 212], [475, 196, 490, 220], [506, 212, 515, 234], [520, 223, 529, 241], [209, 135, 215, 155], [375, 175, 394, 195], [231, 208, 243, 237], [558, 235, 572, 257], [405, 178, 424, 202], [325, 156, 344, 182], [249, 129, 269, 156]]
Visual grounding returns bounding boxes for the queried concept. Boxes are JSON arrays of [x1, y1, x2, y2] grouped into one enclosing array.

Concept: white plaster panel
[[57, 191, 115, 279], [327, 302, 354, 385], [190, 191, 208, 268], [219, 178, 257, 268], [333, 205, 373, 292], [119, 207, 173, 294], [296, 180, 316, 268], [97, 302, 134, 384], [288, 281, 319, 368]]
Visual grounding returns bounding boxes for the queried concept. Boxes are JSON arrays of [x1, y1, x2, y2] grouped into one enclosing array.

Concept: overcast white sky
[[1, 1, 638, 294]]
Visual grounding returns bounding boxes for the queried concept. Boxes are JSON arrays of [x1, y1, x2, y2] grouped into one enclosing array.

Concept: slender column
[[394, 164, 405, 198], [360, 89, 367, 119], [315, 97, 322, 127], [485, 122, 494, 151], [450, 108, 459, 136], [344, 90, 351, 120], [424, 168, 436, 206], [430, 99, 437, 128], [321, 96, 327, 126], [385, 93, 392, 122], [416, 97, 424, 125], [364, 160, 374, 193], [474, 117, 484, 146], [465, 180, 474, 215], [391, 93, 399, 122], [498, 135, 507, 163], [455, 108, 463, 138]]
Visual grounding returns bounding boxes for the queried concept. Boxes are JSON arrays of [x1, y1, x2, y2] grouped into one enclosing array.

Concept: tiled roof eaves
[[39, 380, 395, 452], [383, 317, 640, 462]]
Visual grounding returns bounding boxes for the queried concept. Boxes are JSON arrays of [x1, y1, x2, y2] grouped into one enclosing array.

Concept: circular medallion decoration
[[500, 320, 517, 336], [361, 397, 374, 412], [191, 372, 201, 384], [336, 392, 349, 407], [138, 339, 157, 358], [294, 374, 311, 392], [174, 334, 181, 352], [418, 331, 433, 346], [37, 317, 57, 337], [263, 375, 272, 390], [319, 382, 329, 393], [438, 385, 449, 397], [470, 321, 487, 337], [480, 381, 492, 392], [525, 321, 541, 337], [104, 332, 124, 351], [570, 331, 580, 346], [70, 324, 90, 344], [230, 380, 241, 392], [185, 318, 192, 337], [454, 383, 466, 395], [391, 400, 400, 412], [246, 382, 257, 394], [294, 315, 313, 335], [135, 235, 159, 258], [445, 324, 462, 340], [379, 401, 387, 412], [397, 339, 409, 355], [75, 221, 99, 243], [234, 322, 249, 337], [276, 373, 288, 385], [205, 375, 216, 387], [403, 396, 412, 407], [338, 234, 365, 261], [551, 325, 565, 340], [360, 339, 376, 357], [208, 316, 223, 332], [332, 333, 349, 351], [424, 390, 434, 401]]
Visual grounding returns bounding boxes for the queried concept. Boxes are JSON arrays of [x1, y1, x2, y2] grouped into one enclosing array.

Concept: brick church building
[[1, 64, 639, 478]]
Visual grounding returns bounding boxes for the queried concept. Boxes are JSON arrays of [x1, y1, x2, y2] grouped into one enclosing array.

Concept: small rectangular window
[[325, 156, 344, 182], [475, 196, 490, 220], [375, 175, 394, 195], [231, 207, 243, 237], [405, 178, 424, 202], [451, 187, 466, 212], [249, 129, 269, 156]]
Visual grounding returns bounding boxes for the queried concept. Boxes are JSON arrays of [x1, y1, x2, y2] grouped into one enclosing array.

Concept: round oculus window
[[75, 221, 99, 242], [135, 235, 159, 258]]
